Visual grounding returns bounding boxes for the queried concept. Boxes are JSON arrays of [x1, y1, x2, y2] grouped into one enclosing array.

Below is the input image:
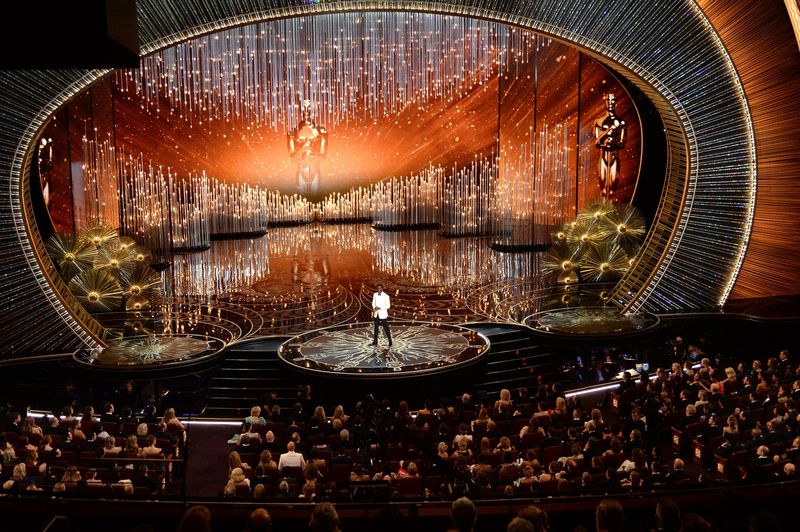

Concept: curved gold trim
[[6, 1, 755, 352], [20, 127, 109, 347]]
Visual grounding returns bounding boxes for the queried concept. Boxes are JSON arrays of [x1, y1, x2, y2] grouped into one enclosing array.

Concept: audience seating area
[[1, 406, 186, 497], [219, 346, 800, 502]]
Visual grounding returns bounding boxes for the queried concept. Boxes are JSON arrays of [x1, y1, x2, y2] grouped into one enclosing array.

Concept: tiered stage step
[[464, 324, 572, 396], [203, 338, 297, 418]]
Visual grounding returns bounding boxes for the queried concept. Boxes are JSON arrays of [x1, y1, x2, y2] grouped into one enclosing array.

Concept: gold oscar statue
[[593, 93, 627, 197], [288, 100, 328, 195]]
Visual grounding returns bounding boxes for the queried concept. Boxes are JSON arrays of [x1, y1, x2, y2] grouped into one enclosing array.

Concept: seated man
[[277, 441, 306, 472]]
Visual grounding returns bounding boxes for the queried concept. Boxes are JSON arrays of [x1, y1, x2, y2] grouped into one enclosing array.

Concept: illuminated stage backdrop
[[42, 13, 642, 255]]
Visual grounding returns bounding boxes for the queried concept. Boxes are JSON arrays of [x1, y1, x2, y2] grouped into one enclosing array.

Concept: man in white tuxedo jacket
[[371, 284, 392, 347]]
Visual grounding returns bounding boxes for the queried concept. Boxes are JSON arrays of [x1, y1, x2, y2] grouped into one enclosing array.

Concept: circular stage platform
[[278, 321, 490, 377], [74, 334, 224, 368], [523, 307, 660, 338]]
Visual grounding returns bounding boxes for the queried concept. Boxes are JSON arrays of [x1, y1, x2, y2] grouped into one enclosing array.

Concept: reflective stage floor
[[85, 224, 620, 367]]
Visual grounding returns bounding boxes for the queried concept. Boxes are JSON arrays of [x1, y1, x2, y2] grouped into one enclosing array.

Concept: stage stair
[[202, 337, 297, 418]]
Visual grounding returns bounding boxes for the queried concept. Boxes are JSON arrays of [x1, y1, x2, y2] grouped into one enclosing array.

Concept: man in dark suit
[[132, 464, 161, 494], [329, 447, 353, 467], [666, 458, 689, 484], [101, 402, 120, 423]]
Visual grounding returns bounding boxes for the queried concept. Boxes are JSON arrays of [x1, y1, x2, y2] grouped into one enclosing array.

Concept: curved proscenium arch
[[0, 0, 755, 356]]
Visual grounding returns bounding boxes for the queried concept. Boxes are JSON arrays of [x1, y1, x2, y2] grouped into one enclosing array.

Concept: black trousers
[[373, 317, 392, 344]]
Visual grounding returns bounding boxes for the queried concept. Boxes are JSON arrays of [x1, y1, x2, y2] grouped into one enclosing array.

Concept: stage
[[277, 321, 490, 378]]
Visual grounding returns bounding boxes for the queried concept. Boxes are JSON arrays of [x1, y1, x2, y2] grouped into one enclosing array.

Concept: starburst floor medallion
[[279, 322, 489, 377]]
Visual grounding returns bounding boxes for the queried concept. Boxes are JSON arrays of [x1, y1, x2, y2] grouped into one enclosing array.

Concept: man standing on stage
[[371, 284, 392, 347]]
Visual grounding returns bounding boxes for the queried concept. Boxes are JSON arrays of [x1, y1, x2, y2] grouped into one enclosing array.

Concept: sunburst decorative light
[[94, 243, 136, 280], [544, 199, 647, 288], [566, 220, 602, 251], [79, 222, 118, 248], [598, 204, 647, 253], [577, 197, 616, 225], [125, 295, 152, 311], [543, 241, 582, 284], [45, 233, 97, 280], [68, 269, 123, 312], [132, 246, 152, 263], [118, 236, 136, 250], [581, 242, 630, 282], [123, 265, 162, 299]]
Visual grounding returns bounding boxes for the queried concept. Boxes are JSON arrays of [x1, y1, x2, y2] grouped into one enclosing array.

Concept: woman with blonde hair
[[253, 483, 267, 498], [312, 406, 327, 423], [225, 467, 250, 495], [245, 406, 266, 427], [553, 397, 568, 418], [61, 465, 82, 486], [494, 389, 513, 415], [102, 435, 122, 456], [162, 407, 185, 431], [124, 434, 140, 456], [332, 405, 348, 424], [136, 423, 149, 437], [2, 463, 28, 490], [478, 436, 491, 457]]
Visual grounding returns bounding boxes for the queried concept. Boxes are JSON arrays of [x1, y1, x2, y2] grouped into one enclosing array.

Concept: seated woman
[[310, 406, 328, 432], [2, 463, 29, 491], [61, 465, 82, 489], [471, 407, 492, 432], [39, 435, 61, 459], [452, 423, 473, 448], [332, 405, 349, 425], [20, 417, 43, 438], [244, 406, 266, 428], [255, 449, 278, 476], [124, 434, 141, 456], [493, 389, 514, 418], [68, 422, 88, 451], [162, 408, 186, 434], [493, 436, 515, 455], [349, 463, 371, 481], [61, 405, 76, 424], [450, 438, 472, 462], [140, 434, 163, 458], [432, 442, 450, 475], [84, 468, 103, 485], [298, 479, 316, 500], [224, 467, 250, 495], [308, 447, 327, 471], [516, 466, 538, 489], [477, 437, 492, 458], [24, 449, 48, 477], [136, 423, 149, 438], [103, 435, 122, 456], [228, 450, 251, 475], [470, 454, 493, 477]]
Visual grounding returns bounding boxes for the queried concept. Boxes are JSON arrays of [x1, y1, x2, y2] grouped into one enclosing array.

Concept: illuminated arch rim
[[0, 0, 755, 355]]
